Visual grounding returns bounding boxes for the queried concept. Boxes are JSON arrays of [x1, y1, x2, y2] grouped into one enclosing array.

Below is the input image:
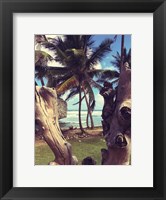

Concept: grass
[[35, 136, 106, 165]]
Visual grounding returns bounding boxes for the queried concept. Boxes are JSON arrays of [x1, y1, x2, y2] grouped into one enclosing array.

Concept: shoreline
[[36, 126, 103, 141], [59, 110, 103, 128], [61, 126, 103, 136]]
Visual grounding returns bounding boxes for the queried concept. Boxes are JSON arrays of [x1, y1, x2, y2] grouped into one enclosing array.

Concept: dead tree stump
[[35, 86, 78, 165], [100, 62, 131, 165]]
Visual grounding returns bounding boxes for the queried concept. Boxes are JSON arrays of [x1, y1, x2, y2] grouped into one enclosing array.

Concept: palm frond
[[35, 65, 48, 80], [81, 35, 94, 53], [35, 50, 54, 66], [100, 70, 119, 79], [50, 71, 74, 87], [113, 35, 118, 41], [111, 48, 131, 68], [86, 39, 114, 68], [72, 95, 85, 105], [35, 35, 47, 43], [56, 76, 79, 95], [55, 47, 68, 65], [46, 72, 72, 88], [89, 78, 102, 90], [35, 70, 46, 80], [65, 87, 79, 101], [83, 73, 102, 90], [35, 65, 69, 75], [35, 65, 71, 86], [88, 69, 119, 79], [47, 36, 67, 52], [65, 35, 82, 49], [41, 41, 57, 51]]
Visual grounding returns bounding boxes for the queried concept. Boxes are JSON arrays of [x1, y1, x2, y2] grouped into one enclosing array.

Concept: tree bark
[[78, 84, 85, 133], [35, 86, 78, 165], [86, 112, 90, 128], [82, 87, 94, 129], [100, 62, 131, 165], [40, 78, 45, 86]]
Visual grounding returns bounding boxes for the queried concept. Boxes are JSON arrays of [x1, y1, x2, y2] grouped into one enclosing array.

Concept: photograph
[[35, 34, 131, 165]]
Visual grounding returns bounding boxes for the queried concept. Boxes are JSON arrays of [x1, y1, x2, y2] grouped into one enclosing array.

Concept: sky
[[35, 34, 131, 111]]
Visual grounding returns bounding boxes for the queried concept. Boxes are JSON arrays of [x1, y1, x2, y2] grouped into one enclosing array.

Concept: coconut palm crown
[[36, 35, 119, 132]]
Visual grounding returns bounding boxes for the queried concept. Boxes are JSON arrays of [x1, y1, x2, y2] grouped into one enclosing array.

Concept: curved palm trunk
[[82, 88, 94, 129], [86, 112, 90, 128], [40, 78, 45, 86], [89, 109, 94, 129], [78, 84, 84, 133]]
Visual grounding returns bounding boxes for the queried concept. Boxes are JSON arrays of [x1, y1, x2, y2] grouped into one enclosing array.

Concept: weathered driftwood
[[101, 62, 131, 165], [35, 86, 78, 165], [57, 98, 67, 119]]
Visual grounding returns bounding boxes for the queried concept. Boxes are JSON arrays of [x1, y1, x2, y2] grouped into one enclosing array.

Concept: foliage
[[111, 48, 131, 70], [41, 35, 117, 91]]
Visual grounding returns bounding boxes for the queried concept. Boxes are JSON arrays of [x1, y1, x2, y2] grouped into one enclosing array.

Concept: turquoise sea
[[59, 110, 102, 128]]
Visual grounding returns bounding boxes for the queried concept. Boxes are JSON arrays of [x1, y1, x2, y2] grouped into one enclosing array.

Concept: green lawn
[[35, 136, 106, 165]]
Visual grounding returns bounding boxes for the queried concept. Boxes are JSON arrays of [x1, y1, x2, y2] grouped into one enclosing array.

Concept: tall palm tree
[[40, 35, 118, 132]]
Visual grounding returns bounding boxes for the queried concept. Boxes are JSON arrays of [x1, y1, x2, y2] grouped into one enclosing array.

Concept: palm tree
[[111, 48, 131, 70], [64, 81, 96, 129], [35, 50, 54, 86], [108, 35, 131, 93], [40, 35, 118, 132]]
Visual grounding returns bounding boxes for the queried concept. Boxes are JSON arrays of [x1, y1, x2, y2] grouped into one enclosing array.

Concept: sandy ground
[[62, 126, 103, 138], [35, 126, 103, 144]]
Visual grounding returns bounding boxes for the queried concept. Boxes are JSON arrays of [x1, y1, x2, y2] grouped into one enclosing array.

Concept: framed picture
[[0, 0, 166, 199]]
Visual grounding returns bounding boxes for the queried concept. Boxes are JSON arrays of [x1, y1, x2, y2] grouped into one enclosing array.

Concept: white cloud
[[95, 93, 104, 110], [61, 90, 104, 111], [104, 66, 118, 71], [94, 61, 102, 69], [46, 34, 65, 41], [47, 60, 63, 67], [35, 39, 64, 68]]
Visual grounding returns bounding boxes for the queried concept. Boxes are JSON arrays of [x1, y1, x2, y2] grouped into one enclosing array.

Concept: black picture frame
[[0, 0, 166, 199]]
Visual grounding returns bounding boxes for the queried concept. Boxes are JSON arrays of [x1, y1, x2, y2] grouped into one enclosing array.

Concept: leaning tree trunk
[[100, 62, 131, 165], [78, 84, 85, 133], [40, 78, 45, 86], [86, 112, 90, 128], [82, 87, 94, 129], [35, 86, 77, 165]]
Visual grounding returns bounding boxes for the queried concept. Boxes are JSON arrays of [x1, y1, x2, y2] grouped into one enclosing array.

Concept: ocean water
[[59, 110, 102, 128]]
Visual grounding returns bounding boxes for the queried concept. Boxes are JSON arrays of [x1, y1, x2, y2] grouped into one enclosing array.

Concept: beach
[[59, 110, 102, 129]]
